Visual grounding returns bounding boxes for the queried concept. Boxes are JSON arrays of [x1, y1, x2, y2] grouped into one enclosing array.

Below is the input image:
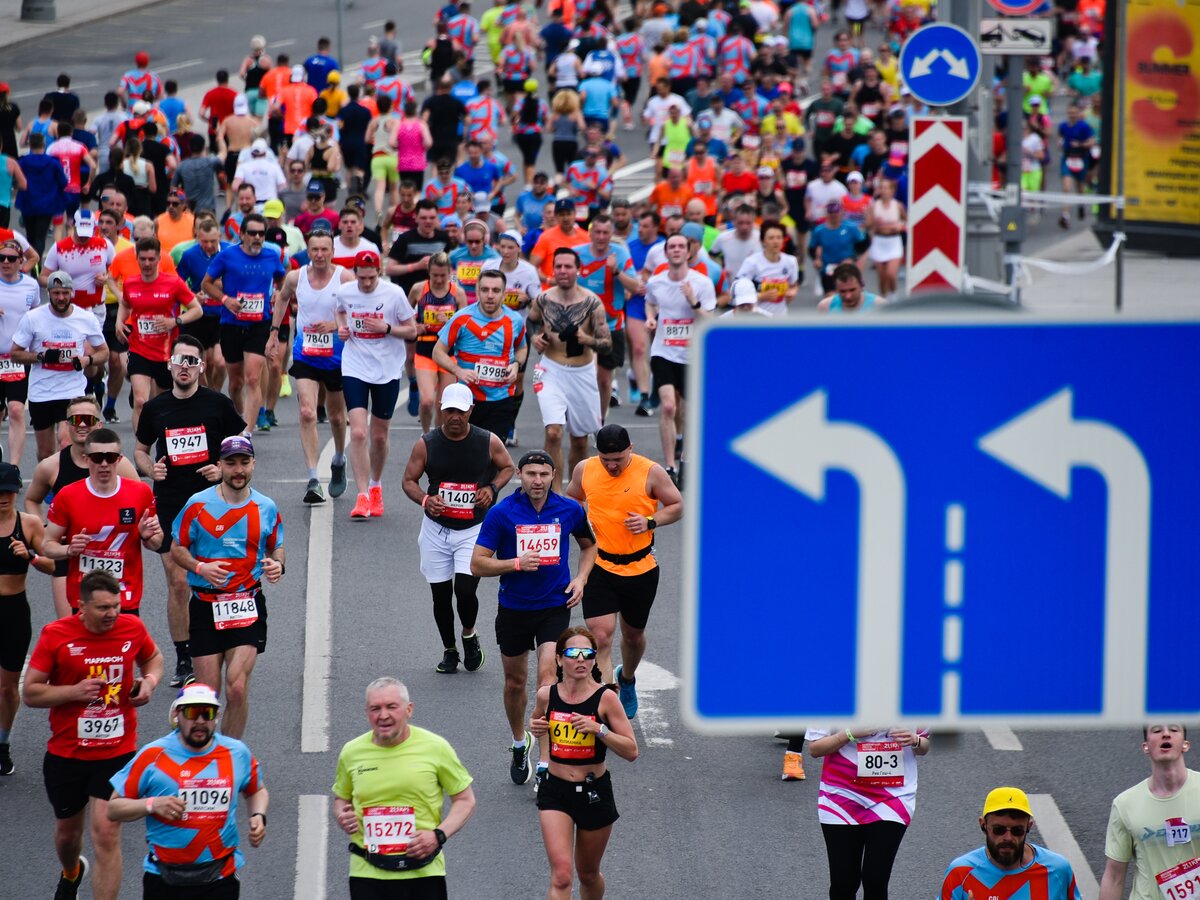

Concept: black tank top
[[422, 425, 496, 530], [547, 684, 608, 766], [414, 284, 458, 355], [0, 512, 30, 576], [311, 144, 333, 174], [49, 446, 87, 502]]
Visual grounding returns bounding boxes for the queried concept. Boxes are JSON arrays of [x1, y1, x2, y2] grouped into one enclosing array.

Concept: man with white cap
[[41, 208, 116, 331], [942, 787, 1081, 899], [403, 381, 514, 673], [231, 140, 287, 205], [722, 277, 772, 317], [107, 681, 269, 898], [12, 271, 110, 459]]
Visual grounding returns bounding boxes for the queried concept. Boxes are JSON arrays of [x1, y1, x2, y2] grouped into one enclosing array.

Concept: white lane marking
[[267, 39, 297, 49], [1028, 793, 1100, 898], [300, 438, 335, 754], [155, 59, 205, 74], [982, 726, 1024, 751], [18, 652, 30, 690], [941, 670, 960, 718], [942, 614, 962, 664], [944, 560, 963, 608], [13, 81, 99, 100], [945, 503, 965, 551], [610, 157, 658, 181], [630, 660, 678, 747], [294, 794, 330, 900], [362, 18, 388, 29]]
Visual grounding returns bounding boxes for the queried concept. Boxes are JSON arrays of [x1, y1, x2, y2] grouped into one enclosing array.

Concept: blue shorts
[[584, 116, 610, 131], [624, 296, 646, 321], [342, 376, 401, 419]]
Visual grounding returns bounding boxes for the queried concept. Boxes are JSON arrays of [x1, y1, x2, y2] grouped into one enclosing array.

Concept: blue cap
[[219, 435, 255, 459], [441, 214, 462, 227], [306, 179, 325, 195], [680, 221, 706, 242]]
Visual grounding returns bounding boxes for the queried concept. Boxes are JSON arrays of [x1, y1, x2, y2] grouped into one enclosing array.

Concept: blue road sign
[[682, 315, 1200, 733], [898, 23, 982, 106]]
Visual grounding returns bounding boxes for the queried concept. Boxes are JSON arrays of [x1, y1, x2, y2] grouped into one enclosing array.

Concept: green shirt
[[1105, 769, 1200, 900], [333, 727, 474, 881], [480, 7, 505, 63]]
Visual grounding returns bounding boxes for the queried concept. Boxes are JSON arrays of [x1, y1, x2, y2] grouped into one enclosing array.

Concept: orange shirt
[[647, 53, 669, 86], [155, 211, 195, 253], [277, 84, 318, 136], [259, 66, 291, 102], [110, 245, 178, 297], [685, 157, 719, 216], [648, 181, 695, 222], [530, 224, 588, 282]]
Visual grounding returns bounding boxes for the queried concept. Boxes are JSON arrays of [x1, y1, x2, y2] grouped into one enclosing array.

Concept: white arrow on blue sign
[[898, 23, 982, 106], [681, 314, 1200, 733]]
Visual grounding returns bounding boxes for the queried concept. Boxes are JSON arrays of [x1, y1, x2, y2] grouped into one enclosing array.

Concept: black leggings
[[551, 140, 577, 175], [514, 133, 543, 168], [821, 821, 907, 900], [431, 574, 480, 648]]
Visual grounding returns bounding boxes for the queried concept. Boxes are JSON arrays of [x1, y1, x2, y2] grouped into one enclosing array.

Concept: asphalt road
[[0, 2, 1146, 898]]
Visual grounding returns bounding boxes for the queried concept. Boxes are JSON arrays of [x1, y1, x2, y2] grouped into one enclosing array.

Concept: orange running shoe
[[782, 750, 806, 781], [350, 493, 371, 520], [369, 484, 384, 517]]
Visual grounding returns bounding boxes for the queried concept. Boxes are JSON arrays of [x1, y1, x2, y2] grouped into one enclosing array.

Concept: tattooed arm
[[581, 295, 612, 355]]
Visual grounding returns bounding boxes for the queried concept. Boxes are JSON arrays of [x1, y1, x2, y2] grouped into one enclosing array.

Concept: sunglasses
[[0, 255, 20, 263], [562, 647, 597, 660], [67, 414, 100, 427], [86, 452, 121, 464], [170, 354, 203, 368], [167, 201, 183, 207], [987, 824, 1028, 837], [179, 705, 218, 721], [243, 229, 266, 237]]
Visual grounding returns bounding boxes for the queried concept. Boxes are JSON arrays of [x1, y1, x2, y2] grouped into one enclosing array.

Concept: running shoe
[[534, 764, 549, 796], [1058, 213, 1070, 229], [436, 648, 460, 674], [316, 404, 328, 424], [463, 633, 485, 671], [505, 429, 519, 448], [510, 731, 533, 784], [407, 379, 419, 417], [615, 664, 638, 719], [782, 750, 806, 781], [369, 485, 385, 517], [169, 656, 193, 689], [610, 391, 621, 408], [630, 388, 642, 405], [0, 741, 13, 776], [328, 461, 348, 498], [54, 857, 88, 900], [675, 434, 684, 459], [265, 409, 279, 428], [256, 408, 271, 432], [666, 467, 680, 488], [103, 404, 120, 424], [350, 493, 371, 520], [303, 479, 326, 504], [635, 398, 652, 417]]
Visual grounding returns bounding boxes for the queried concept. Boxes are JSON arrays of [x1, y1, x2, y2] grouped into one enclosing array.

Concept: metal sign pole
[[1113, 0, 1127, 312], [1005, 61, 1024, 304]]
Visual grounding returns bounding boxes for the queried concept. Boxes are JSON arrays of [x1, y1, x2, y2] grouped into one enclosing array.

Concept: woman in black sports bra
[[530, 626, 637, 900], [0, 461, 54, 776]]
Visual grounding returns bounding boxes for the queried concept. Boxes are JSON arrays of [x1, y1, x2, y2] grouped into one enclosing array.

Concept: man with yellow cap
[[941, 787, 1081, 899]]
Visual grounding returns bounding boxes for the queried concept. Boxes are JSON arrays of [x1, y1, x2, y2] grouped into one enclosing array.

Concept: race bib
[[662, 318, 693, 348], [473, 356, 509, 386], [1157, 858, 1200, 900], [236, 292, 265, 322], [855, 741, 904, 786], [438, 481, 477, 519], [785, 170, 807, 190], [352, 311, 385, 339], [665, 149, 686, 167], [532, 363, 546, 394], [79, 551, 125, 579], [549, 710, 596, 760], [363, 805, 416, 855], [456, 263, 482, 286], [760, 278, 788, 297], [516, 523, 561, 565], [180, 777, 233, 823], [816, 111, 835, 128], [742, 134, 762, 149], [862, 103, 881, 119], [1066, 156, 1086, 173], [165, 426, 209, 465], [77, 707, 125, 744], [0, 354, 24, 383], [832, 71, 847, 88], [302, 328, 334, 357], [693, 180, 713, 195], [660, 205, 683, 219], [422, 304, 455, 327], [575, 202, 590, 222], [503, 290, 522, 309], [43, 340, 77, 372], [136, 317, 161, 336], [1167, 818, 1192, 847], [210, 591, 259, 630]]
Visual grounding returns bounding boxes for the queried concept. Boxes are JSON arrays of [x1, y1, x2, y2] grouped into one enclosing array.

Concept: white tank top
[[873, 198, 902, 229], [295, 264, 343, 335]]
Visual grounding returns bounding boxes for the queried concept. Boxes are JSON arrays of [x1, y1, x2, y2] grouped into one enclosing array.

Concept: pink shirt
[[804, 728, 929, 826]]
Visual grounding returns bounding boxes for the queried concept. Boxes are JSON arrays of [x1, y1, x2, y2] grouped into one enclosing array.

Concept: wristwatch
[[646, 516, 657, 531], [174, 316, 183, 327], [250, 812, 266, 825], [433, 827, 447, 847], [598, 724, 610, 739]]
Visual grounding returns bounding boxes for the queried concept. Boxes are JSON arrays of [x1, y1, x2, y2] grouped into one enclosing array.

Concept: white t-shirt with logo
[[645, 268, 716, 365], [334, 280, 416, 383], [12, 304, 106, 402]]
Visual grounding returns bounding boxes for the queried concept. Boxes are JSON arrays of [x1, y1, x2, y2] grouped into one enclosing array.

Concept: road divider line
[[294, 794, 330, 900], [631, 660, 678, 748], [1028, 793, 1100, 898], [300, 438, 335, 754], [982, 726, 1023, 751]]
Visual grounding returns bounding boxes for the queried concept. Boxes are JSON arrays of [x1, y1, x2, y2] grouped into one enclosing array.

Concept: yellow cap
[[327, 70, 341, 84], [982, 787, 1032, 818]]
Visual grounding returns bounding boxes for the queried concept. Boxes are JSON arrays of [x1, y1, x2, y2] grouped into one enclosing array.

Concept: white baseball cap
[[441, 382, 474, 411], [169, 682, 221, 724], [233, 94, 250, 115], [73, 208, 97, 237], [731, 278, 758, 306]]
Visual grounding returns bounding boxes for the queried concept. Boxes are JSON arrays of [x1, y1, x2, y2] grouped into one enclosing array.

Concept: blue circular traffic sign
[[898, 23, 982, 107], [985, 0, 1046, 16]]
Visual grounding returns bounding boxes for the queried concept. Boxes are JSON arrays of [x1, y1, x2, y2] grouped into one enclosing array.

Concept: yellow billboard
[[1119, 0, 1200, 225]]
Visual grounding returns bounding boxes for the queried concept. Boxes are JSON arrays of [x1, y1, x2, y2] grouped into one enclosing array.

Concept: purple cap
[[219, 435, 255, 459]]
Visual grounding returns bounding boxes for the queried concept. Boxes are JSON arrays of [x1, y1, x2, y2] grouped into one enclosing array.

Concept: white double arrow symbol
[[910, 47, 972, 79], [980, 387, 1150, 721], [732, 390, 906, 724]]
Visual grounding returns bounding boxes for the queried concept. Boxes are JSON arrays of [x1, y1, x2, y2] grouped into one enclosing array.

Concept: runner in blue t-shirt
[[455, 141, 501, 201], [177, 225, 232, 376], [448, 222, 502, 304], [470, 449, 596, 784], [200, 213, 288, 434]]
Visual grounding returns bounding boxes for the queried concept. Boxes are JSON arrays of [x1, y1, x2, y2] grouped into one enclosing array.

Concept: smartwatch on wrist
[[433, 828, 447, 847]]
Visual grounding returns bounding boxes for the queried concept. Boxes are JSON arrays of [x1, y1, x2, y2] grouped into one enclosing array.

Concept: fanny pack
[[597, 542, 653, 565], [151, 854, 228, 886], [349, 842, 441, 872]]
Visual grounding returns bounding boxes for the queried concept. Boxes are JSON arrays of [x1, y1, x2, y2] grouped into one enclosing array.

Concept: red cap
[[0, 83, 9, 94], [354, 250, 381, 269], [135, 51, 150, 67]]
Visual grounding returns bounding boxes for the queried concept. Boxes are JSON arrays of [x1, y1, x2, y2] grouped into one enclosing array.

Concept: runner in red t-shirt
[[200, 73, 239, 151], [22, 569, 163, 899], [117, 237, 203, 432], [43, 429, 163, 613]]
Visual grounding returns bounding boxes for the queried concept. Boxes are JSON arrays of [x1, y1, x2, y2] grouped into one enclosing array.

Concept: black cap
[[554, 198, 574, 213], [307, 179, 325, 195], [595, 424, 631, 454], [518, 450, 556, 470], [0, 462, 21, 493]]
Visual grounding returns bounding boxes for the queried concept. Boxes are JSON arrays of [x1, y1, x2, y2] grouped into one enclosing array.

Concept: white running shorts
[[532, 356, 602, 438], [418, 516, 481, 583]]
